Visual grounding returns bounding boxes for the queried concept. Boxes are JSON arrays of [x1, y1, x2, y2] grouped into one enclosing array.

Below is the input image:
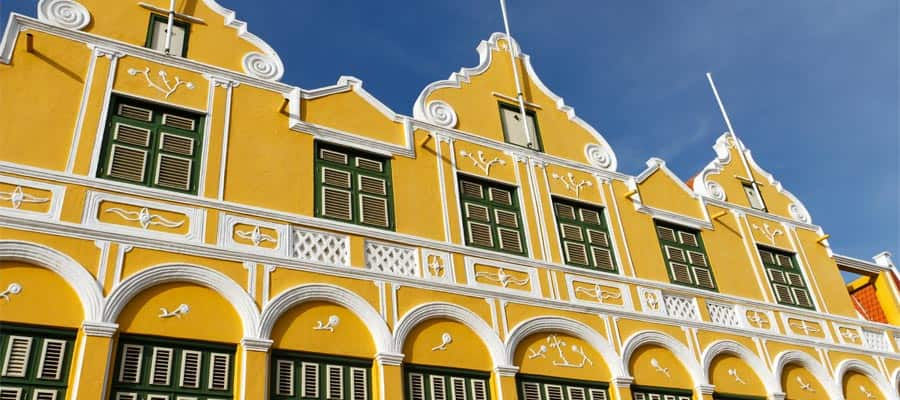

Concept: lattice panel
[[365, 241, 420, 277], [291, 227, 349, 266], [706, 302, 740, 327], [664, 294, 699, 321], [862, 329, 891, 352]]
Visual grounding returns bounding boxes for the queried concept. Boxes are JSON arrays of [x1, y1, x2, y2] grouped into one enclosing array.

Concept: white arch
[[392, 302, 507, 368], [0, 240, 104, 321], [104, 264, 260, 338], [701, 340, 778, 394], [773, 350, 843, 400], [621, 330, 706, 387], [505, 316, 626, 378], [834, 359, 898, 400], [258, 283, 391, 353]]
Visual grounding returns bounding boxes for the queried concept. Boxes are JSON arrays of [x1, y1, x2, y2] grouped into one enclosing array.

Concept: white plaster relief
[[796, 376, 815, 392], [551, 172, 592, 198], [706, 302, 740, 327], [637, 287, 666, 316], [105, 207, 183, 230], [705, 180, 726, 201], [464, 257, 540, 296], [779, 312, 833, 343], [0, 282, 22, 302], [158, 303, 189, 319], [584, 144, 614, 170], [291, 227, 349, 266], [128, 67, 195, 98], [0, 175, 64, 220], [859, 385, 875, 399], [242, 52, 282, 80], [421, 249, 454, 283], [574, 284, 621, 303], [423, 100, 458, 128], [564, 274, 633, 310], [218, 214, 289, 256], [650, 358, 671, 378], [365, 241, 420, 277], [83, 191, 205, 243], [430, 333, 453, 351], [740, 307, 777, 333], [728, 368, 747, 384], [235, 225, 275, 247], [37, 0, 90, 30], [752, 222, 783, 244], [313, 315, 340, 332], [459, 150, 506, 175], [527, 335, 593, 369], [475, 267, 529, 288]]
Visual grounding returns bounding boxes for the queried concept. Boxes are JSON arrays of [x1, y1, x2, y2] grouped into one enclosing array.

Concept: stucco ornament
[[584, 144, 614, 169], [424, 100, 458, 128], [242, 52, 283, 80], [705, 180, 726, 201], [37, 0, 91, 30], [788, 203, 811, 224], [0, 282, 22, 302]]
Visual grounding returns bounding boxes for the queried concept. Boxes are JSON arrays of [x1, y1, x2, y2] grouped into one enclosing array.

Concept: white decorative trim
[[111, 244, 133, 287], [158, 303, 189, 319], [240, 337, 272, 352], [465, 257, 540, 296], [127, 67, 195, 98], [834, 323, 864, 346], [584, 144, 614, 170], [458, 150, 506, 175], [0, 175, 64, 221], [551, 172, 592, 198], [0, 282, 22, 302], [392, 302, 507, 367], [82, 191, 205, 242], [413, 32, 618, 171], [705, 180, 726, 201], [780, 312, 833, 343], [834, 359, 897, 400], [364, 240, 420, 278], [637, 287, 666, 316], [241, 52, 281, 80], [430, 332, 453, 351], [258, 283, 391, 353], [312, 315, 340, 332], [217, 213, 289, 256], [700, 340, 779, 394], [621, 330, 707, 387], [751, 223, 784, 244], [421, 249, 454, 283], [104, 264, 260, 338], [290, 226, 350, 267], [650, 357, 671, 378], [772, 351, 842, 400], [0, 240, 104, 321], [201, 0, 284, 81], [564, 274, 633, 311], [374, 352, 404, 366], [37, 0, 90, 30], [242, 261, 257, 299], [81, 321, 118, 337], [422, 100, 458, 128], [504, 316, 626, 377]]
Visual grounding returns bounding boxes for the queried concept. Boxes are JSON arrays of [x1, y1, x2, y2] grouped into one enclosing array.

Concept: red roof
[[850, 284, 888, 323]]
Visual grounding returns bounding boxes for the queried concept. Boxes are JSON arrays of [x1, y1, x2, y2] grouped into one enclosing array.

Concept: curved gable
[[693, 133, 812, 224], [414, 33, 617, 171]]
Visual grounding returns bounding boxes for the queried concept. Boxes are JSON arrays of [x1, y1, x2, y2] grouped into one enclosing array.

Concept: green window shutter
[[111, 335, 234, 400], [0, 325, 76, 400], [458, 176, 527, 255], [99, 96, 203, 194], [758, 247, 814, 309], [655, 221, 717, 290], [553, 199, 617, 272], [630, 386, 691, 400], [270, 351, 370, 400], [406, 367, 491, 400], [516, 376, 608, 400], [315, 142, 394, 230]]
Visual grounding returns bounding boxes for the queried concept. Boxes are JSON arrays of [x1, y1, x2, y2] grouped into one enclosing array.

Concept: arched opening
[[623, 332, 704, 400]]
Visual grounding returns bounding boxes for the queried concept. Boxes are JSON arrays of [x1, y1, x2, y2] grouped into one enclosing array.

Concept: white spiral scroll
[[788, 203, 811, 224], [242, 52, 283, 81], [424, 100, 458, 129], [705, 180, 726, 201], [37, 0, 91, 30], [585, 144, 613, 170]]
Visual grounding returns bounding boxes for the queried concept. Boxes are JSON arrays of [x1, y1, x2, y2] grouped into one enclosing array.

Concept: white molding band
[[0, 240, 104, 321], [392, 302, 509, 368], [104, 263, 261, 338], [258, 283, 392, 353]]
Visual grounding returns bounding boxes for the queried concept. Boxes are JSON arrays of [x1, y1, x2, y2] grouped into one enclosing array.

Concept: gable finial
[[499, 0, 535, 149], [706, 72, 758, 186]]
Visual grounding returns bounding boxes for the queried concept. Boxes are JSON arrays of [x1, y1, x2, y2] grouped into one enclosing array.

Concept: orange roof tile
[[850, 284, 888, 323]]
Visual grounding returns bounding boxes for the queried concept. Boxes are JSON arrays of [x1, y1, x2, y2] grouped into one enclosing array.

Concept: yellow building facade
[[0, 1, 898, 399]]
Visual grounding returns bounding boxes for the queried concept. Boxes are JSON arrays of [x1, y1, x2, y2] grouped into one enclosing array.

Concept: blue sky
[[3, 1, 898, 265]]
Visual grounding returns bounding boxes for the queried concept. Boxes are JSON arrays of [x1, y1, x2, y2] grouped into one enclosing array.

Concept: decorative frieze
[[82, 191, 205, 242], [0, 175, 65, 220], [565, 274, 632, 310], [365, 240, 420, 278], [218, 213, 289, 255], [464, 257, 540, 296], [290, 227, 349, 267]]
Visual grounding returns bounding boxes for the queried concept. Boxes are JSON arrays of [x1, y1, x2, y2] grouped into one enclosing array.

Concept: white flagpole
[[706, 72, 755, 181], [164, 0, 176, 55], [499, 0, 534, 148]]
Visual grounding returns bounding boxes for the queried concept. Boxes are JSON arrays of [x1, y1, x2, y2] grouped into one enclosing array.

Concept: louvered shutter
[[793, 288, 813, 308], [302, 362, 320, 398], [115, 124, 152, 146], [488, 188, 512, 205], [565, 242, 589, 266], [350, 367, 368, 400], [768, 270, 787, 284], [520, 382, 540, 400], [114, 393, 138, 400], [31, 389, 57, 400], [208, 353, 230, 391], [466, 204, 490, 221], [322, 187, 353, 221], [561, 224, 583, 241], [773, 284, 793, 304], [118, 104, 153, 121], [179, 350, 202, 388], [656, 226, 676, 242], [275, 360, 295, 396], [592, 247, 614, 271], [37, 339, 66, 380], [470, 380, 487, 400], [467, 222, 494, 247], [555, 203, 576, 220], [320, 149, 349, 164], [670, 263, 693, 284], [665, 246, 686, 263], [786, 273, 805, 287], [118, 345, 143, 383], [162, 114, 195, 131], [494, 210, 519, 228], [144, 395, 168, 400], [633, 393, 646, 400], [776, 254, 793, 267], [107, 144, 148, 183], [0, 387, 22, 400], [149, 347, 174, 386], [497, 228, 523, 253], [430, 375, 446, 400], [587, 230, 608, 247], [759, 250, 775, 265], [587, 389, 607, 400], [687, 251, 707, 267], [2, 336, 32, 378], [408, 373, 425, 400], [450, 377, 467, 400], [156, 153, 194, 190], [678, 232, 698, 247], [360, 195, 389, 227], [544, 384, 564, 400], [460, 181, 484, 199], [580, 209, 602, 225], [567, 387, 586, 400], [327, 365, 344, 399], [356, 157, 383, 172], [693, 267, 715, 289]]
